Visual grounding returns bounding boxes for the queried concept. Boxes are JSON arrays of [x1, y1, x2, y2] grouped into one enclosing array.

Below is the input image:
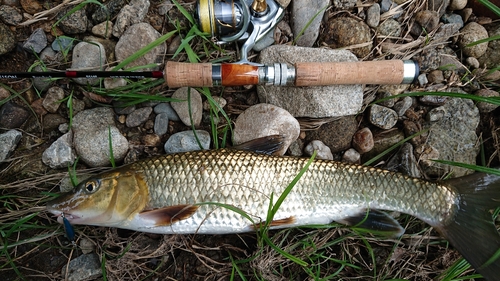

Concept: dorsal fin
[[338, 209, 405, 237], [232, 135, 286, 155], [139, 205, 198, 226]]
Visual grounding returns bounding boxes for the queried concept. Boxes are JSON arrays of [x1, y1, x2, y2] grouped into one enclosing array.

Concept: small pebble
[[62, 253, 102, 281], [164, 130, 211, 154], [427, 107, 446, 122], [23, 28, 47, 53], [458, 22, 489, 58], [287, 139, 304, 157], [126, 107, 152, 128], [427, 70, 445, 84], [154, 103, 180, 121], [304, 140, 333, 160], [42, 132, 76, 169], [92, 21, 113, 38], [0, 129, 22, 162], [51, 36, 74, 52], [203, 96, 227, 112], [43, 87, 65, 113], [377, 19, 401, 37], [154, 113, 169, 136], [142, 134, 161, 146], [0, 5, 23, 25], [80, 238, 95, 254], [449, 0, 467, 10], [420, 94, 448, 106], [0, 102, 30, 129], [352, 127, 374, 154], [475, 89, 500, 113], [369, 104, 398, 130], [342, 148, 361, 164], [465, 57, 480, 69], [393, 96, 413, 116], [366, 4, 381, 28]]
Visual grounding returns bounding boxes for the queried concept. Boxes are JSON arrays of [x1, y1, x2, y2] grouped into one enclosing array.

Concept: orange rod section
[[221, 64, 259, 86]]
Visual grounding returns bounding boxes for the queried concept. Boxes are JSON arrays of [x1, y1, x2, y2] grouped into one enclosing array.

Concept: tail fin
[[438, 172, 500, 280]]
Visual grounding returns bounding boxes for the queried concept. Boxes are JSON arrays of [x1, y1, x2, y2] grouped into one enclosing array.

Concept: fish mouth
[[47, 208, 81, 224]]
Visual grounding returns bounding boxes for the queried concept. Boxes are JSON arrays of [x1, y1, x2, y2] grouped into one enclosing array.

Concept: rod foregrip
[[295, 60, 418, 86], [165, 61, 213, 88]]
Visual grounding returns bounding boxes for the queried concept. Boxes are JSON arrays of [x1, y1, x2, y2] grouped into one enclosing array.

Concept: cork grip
[[295, 60, 406, 86], [165, 61, 213, 88]]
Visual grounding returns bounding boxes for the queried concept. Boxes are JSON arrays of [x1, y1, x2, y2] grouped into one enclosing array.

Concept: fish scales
[[132, 149, 457, 233]]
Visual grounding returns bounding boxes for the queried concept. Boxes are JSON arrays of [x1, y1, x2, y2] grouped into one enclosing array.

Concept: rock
[[478, 23, 500, 68], [475, 89, 500, 113], [113, 101, 135, 115], [275, 0, 292, 8], [465, 56, 480, 69], [62, 253, 101, 281], [386, 142, 421, 178], [42, 87, 65, 113], [434, 23, 462, 42], [253, 27, 276, 51], [170, 87, 203, 127], [319, 17, 372, 58], [42, 132, 76, 169], [0, 5, 23, 25], [419, 92, 448, 105], [0, 102, 29, 129], [393, 96, 413, 116], [342, 148, 361, 164], [369, 104, 398, 129], [40, 47, 64, 64], [154, 103, 180, 121], [332, 0, 357, 9], [287, 139, 304, 156], [425, 0, 450, 17], [449, 0, 467, 10], [32, 65, 52, 92], [420, 96, 479, 177], [291, 0, 329, 47], [377, 19, 401, 37], [257, 46, 362, 118], [305, 116, 358, 154], [441, 13, 463, 27], [417, 73, 428, 86], [0, 22, 15, 55], [0, 87, 10, 100], [115, 22, 166, 70], [112, 0, 151, 37], [20, 0, 43, 14], [0, 129, 22, 162], [352, 127, 374, 154], [411, 10, 440, 36], [458, 22, 489, 58], [91, 0, 126, 24], [366, 4, 381, 28], [71, 41, 106, 85], [51, 36, 75, 52], [154, 113, 169, 136], [363, 130, 405, 162], [164, 130, 211, 153], [72, 108, 129, 167], [304, 140, 333, 160], [43, 114, 67, 131], [427, 70, 445, 84], [142, 134, 161, 146], [92, 21, 113, 38], [79, 238, 95, 254], [22, 28, 47, 53], [233, 104, 300, 155], [126, 107, 152, 127], [203, 96, 227, 112], [58, 8, 88, 34], [380, 0, 397, 13]]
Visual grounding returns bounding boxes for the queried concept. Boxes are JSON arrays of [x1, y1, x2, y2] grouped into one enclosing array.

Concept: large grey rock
[[257, 46, 362, 118], [70, 41, 106, 85], [0, 129, 21, 162], [164, 130, 211, 154], [292, 0, 329, 47], [233, 103, 300, 155], [419, 96, 480, 177], [72, 108, 129, 167], [115, 22, 166, 70], [42, 132, 76, 169]]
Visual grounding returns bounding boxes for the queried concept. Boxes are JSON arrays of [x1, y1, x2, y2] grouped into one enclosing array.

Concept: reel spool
[[196, 0, 250, 42]]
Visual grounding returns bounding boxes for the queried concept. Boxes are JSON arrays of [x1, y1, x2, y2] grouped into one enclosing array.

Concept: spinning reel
[[196, 0, 284, 63]]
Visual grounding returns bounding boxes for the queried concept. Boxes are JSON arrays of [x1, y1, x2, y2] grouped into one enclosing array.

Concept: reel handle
[[165, 60, 419, 88]]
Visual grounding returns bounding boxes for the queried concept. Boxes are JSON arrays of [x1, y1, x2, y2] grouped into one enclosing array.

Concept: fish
[[46, 135, 500, 280]]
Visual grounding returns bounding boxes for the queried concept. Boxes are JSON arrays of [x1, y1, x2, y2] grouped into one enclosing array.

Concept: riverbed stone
[[292, 0, 329, 47], [164, 130, 211, 153], [70, 41, 106, 85], [170, 87, 203, 126], [257, 46, 362, 118], [0, 129, 22, 162], [42, 132, 76, 169]]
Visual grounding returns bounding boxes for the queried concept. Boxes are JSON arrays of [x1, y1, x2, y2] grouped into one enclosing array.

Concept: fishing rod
[[0, 0, 419, 87]]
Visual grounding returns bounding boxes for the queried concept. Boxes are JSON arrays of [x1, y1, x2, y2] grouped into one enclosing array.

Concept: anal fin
[[339, 210, 404, 237], [139, 204, 198, 226]]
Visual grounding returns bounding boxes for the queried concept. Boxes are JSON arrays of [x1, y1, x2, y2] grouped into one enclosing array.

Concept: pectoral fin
[[139, 205, 198, 226], [252, 216, 296, 229], [339, 210, 404, 237]]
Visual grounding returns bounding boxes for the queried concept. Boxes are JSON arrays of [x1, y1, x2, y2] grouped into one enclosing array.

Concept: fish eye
[[84, 180, 100, 194]]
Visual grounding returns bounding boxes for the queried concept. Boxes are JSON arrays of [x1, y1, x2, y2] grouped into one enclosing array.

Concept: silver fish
[[46, 136, 500, 280]]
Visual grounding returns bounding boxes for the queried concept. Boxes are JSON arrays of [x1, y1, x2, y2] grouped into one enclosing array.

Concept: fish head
[[46, 167, 149, 226]]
